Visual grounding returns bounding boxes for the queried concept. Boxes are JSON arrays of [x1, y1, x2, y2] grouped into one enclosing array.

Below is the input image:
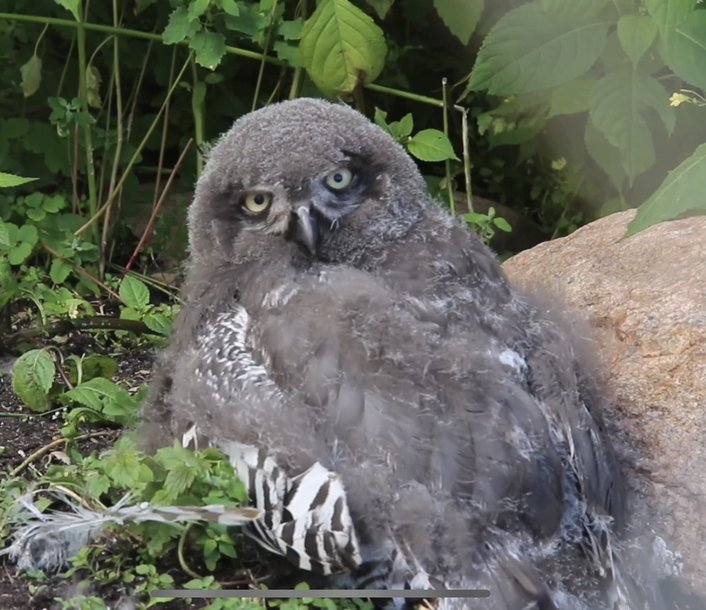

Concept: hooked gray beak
[[293, 205, 319, 256]]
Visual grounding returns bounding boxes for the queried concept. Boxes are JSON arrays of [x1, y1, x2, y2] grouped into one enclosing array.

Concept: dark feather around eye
[[339, 151, 386, 198]]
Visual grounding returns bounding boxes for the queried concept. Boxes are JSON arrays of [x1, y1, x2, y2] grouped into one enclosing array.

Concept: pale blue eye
[[325, 167, 353, 190]]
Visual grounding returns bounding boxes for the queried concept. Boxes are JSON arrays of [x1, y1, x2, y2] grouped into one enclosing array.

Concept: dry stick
[[123, 138, 194, 276], [8, 430, 117, 477]]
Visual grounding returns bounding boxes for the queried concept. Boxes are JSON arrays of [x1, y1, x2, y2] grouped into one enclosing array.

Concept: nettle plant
[[464, 0, 706, 236]]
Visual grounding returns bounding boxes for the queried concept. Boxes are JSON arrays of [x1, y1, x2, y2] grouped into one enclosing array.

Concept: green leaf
[[364, 0, 395, 19], [54, 0, 80, 20], [190, 30, 227, 69], [11, 348, 55, 412], [493, 217, 512, 232], [467, 3, 609, 95], [663, 10, 706, 91], [85, 65, 102, 109], [18, 224, 38, 247], [585, 120, 626, 190], [50, 258, 72, 284], [644, 0, 695, 36], [589, 69, 674, 184], [0, 222, 11, 248], [626, 142, 706, 237], [0, 172, 38, 188], [9, 242, 32, 265], [119, 275, 150, 309], [188, 0, 211, 21], [143, 313, 173, 336], [20, 55, 42, 98], [103, 437, 154, 489], [162, 7, 201, 44], [216, 0, 239, 17], [548, 79, 596, 117], [65, 377, 119, 411], [617, 14, 658, 64], [433, 0, 483, 45], [299, 0, 387, 96], [406, 129, 459, 162]]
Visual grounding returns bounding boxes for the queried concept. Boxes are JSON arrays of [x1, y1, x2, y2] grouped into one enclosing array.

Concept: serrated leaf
[[104, 437, 154, 489], [54, 0, 80, 20], [217, 0, 239, 16], [663, 10, 706, 91], [188, 0, 211, 20], [299, 0, 387, 96], [273, 41, 303, 67], [433, 0, 483, 45], [278, 18, 303, 40], [0, 172, 37, 188], [365, 0, 394, 19], [617, 14, 658, 64], [50, 258, 72, 284], [12, 348, 55, 412], [467, 3, 609, 95], [589, 70, 674, 184], [626, 142, 706, 237], [548, 79, 596, 117], [85, 471, 111, 498], [20, 55, 42, 98], [407, 129, 459, 162], [143, 313, 173, 335], [162, 6, 201, 44], [119, 275, 150, 309], [190, 30, 226, 69]]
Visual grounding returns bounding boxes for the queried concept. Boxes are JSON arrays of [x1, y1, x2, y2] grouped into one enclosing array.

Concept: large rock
[[502, 209, 706, 595]]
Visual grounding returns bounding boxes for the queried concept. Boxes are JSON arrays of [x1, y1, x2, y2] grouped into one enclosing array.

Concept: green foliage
[[11, 347, 56, 412]]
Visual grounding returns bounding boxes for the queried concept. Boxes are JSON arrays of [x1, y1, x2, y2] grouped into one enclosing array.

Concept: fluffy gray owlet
[[140, 99, 683, 610]]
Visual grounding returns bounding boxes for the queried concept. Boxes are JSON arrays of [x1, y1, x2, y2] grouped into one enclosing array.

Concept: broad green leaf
[[626, 143, 706, 237], [589, 70, 674, 184], [50, 258, 72, 284], [9, 242, 32, 265], [54, 0, 80, 20], [65, 377, 117, 410], [663, 11, 706, 91], [548, 79, 596, 116], [18, 224, 38, 247], [217, 0, 239, 16], [644, 0, 695, 36], [190, 30, 226, 69], [467, 3, 609, 95], [299, 0, 387, 96], [0, 172, 37, 188], [119, 275, 150, 309], [433, 0, 483, 45], [162, 7, 201, 44], [12, 348, 55, 412], [585, 121, 627, 190], [365, 0, 395, 19], [20, 55, 42, 98], [407, 129, 459, 162], [143, 312, 172, 335], [188, 0, 211, 21], [617, 14, 658, 63]]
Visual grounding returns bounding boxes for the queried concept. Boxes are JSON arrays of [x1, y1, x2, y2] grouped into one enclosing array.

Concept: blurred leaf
[[433, 0, 483, 45], [0, 172, 37, 188], [50, 258, 72, 284], [143, 313, 172, 336], [162, 7, 201, 44], [85, 65, 102, 109], [12, 349, 55, 413], [54, 0, 80, 20], [617, 14, 658, 63], [663, 10, 706, 91], [190, 30, 226, 69], [585, 121, 626, 190], [216, 0, 239, 16], [407, 129, 459, 162], [626, 143, 706, 237], [188, 0, 211, 20], [20, 55, 42, 98], [643, 0, 695, 36], [467, 2, 609, 95], [365, 0, 395, 19], [119, 275, 150, 309], [548, 79, 596, 116], [300, 0, 387, 96]]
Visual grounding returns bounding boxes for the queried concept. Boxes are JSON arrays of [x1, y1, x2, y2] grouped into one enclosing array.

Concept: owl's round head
[[187, 98, 430, 267]]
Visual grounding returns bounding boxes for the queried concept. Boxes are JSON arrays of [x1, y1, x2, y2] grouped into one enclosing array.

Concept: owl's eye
[[324, 168, 353, 191], [243, 192, 272, 214]]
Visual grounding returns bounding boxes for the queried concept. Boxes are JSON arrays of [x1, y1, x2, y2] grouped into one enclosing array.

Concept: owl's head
[[187, 98, 430, 267]]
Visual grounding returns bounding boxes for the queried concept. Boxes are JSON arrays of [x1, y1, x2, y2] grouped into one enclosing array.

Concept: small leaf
[[85, 65, 102, 109], [143, 313, 173, 336], [467, 2, 609, 95], [299, 0, 387, 96], [0, 222, 11, 248], [0, 172, 37, 188], [407, 129, 459, 162], [188, 0, 211, 21], [626, 142, 706, 237], [162, 6, 201, 44], [617, 14, 658, 64], [119, 275, 150, 309], [217, 0, 239, 17], [433, 0, 483, 45], [9, 242, 33, 265], [12, 348, 55, 412], [493, 217, 512, 232], [190, 30, 227, 69], [54, 0, 81, 20], [20, 55, 42, 98], [18, 224, 38, 247], [50, 258, 73, 284]]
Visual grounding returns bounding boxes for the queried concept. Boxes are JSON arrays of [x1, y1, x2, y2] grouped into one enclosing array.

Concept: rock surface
[[503, 209, 706, 596]]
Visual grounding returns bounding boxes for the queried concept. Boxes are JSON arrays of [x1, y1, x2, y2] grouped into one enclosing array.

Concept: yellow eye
[[324, 168, 353, 191], [243, 192, 272, 214]]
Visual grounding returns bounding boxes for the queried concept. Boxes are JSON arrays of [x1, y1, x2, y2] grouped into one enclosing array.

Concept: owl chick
[[140, 98, 680, 610]]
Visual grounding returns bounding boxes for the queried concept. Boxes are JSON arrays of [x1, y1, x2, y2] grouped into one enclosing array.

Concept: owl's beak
[[293, 205, 319, 256]]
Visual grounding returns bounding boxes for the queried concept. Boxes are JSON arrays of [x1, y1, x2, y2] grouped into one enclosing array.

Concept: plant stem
[[442, 78, 455, 215]]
